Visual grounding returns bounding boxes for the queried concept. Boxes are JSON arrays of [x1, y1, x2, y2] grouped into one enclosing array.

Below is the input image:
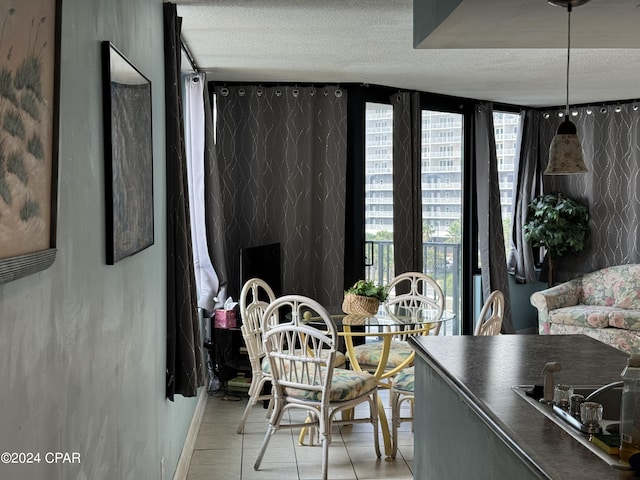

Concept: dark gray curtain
[[203, 79, 229, 307], [507, 110, 541, 284], [391, 92, 423, 277], [475, 102, 514, 333], [541, 102, 640, 282], [215, 85, 347, 307], [163, 3, 204, 400]]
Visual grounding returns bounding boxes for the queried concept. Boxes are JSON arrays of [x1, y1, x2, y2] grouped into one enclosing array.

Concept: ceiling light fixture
[[544, 0, 590, 175]]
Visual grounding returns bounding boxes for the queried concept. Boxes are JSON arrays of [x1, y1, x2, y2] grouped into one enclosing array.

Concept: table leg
[[298, 414, 316, 445], [344, 327, 395, 458], [377, 394, 395, 459]]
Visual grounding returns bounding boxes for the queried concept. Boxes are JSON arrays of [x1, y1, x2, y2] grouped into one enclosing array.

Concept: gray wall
[[474, 274, 546, 333], [0, 1, 200, 479], [509, 275, 547, 333]]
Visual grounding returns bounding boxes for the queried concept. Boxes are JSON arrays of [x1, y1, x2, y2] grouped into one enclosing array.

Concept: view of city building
[[364, 103, 521, 242]]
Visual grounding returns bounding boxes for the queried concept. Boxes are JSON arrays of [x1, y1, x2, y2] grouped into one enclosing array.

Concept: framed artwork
[[101, 41, 154, 264], [0, 0, 61, 285]]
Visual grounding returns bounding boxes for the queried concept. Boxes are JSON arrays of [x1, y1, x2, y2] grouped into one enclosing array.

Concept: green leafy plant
[[345, 279, 388, 302], [523, 193, 590, 285]]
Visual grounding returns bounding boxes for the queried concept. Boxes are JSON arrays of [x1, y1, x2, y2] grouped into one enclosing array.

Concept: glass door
[[420, 110, 463, 334], [363, 103, 464, 334]]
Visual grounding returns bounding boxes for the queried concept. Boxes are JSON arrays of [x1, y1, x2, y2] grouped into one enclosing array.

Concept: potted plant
[[342, 279, 388, 316], [523, 193, 590, 286]]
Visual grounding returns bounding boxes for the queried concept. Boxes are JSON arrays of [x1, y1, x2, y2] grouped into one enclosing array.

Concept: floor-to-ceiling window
[[364, 103, 394, 285], [420, 110, 463, 334], [363, 103, 464, 334], [493, 111, 521, 255]]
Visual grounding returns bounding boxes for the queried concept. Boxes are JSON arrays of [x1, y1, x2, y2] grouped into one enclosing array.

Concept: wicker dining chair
[[390, 289, 505, 457], [352, 272, 444, 380], [254, 295, 381, 480], [236, 278, 276, 434], [474, 290, 505, 336]]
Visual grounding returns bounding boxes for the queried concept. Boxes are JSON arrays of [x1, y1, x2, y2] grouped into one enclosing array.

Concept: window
[[493, 111, 522, 254], [363, 103, 464, 334]]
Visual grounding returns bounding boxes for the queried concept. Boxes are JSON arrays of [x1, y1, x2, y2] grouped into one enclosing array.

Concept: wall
[[509, 275, 547, 333], [474, 274, 546, 334], [0, 1, 200, 479]]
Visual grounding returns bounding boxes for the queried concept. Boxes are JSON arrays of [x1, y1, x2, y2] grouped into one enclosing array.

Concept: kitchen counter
[[409, 334, 638, 480]]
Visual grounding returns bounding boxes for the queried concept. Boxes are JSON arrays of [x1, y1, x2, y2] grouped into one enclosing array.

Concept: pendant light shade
[[545, 117, 588, 174], [545, 0, 589, 175]]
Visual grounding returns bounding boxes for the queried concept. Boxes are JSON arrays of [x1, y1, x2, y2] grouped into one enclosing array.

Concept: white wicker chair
[[236, 278, 276, 434], [253, 295, 380, 480], [390, 365, 415, 459], [474, 290, 505, 336], [390, 289, 504, 458], [352, 272, 444, 380]]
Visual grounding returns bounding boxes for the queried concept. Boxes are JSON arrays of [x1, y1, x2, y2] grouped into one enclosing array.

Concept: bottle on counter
[[620, 354, 640, 464]]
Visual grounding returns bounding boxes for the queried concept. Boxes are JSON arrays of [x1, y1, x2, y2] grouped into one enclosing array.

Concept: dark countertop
[[409, 334, 640, 480]]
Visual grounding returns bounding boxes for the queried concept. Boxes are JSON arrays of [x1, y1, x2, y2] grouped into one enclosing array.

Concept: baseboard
[[173, 389, 208, 480]]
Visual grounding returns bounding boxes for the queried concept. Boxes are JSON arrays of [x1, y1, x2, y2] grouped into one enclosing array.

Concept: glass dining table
[[303, 305, 455, 459]]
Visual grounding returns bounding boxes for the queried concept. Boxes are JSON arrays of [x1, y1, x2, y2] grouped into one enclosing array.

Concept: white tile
[[189, 389, 414, 479]]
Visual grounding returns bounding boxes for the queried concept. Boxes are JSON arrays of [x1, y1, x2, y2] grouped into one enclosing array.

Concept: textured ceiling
[[176, 0, 640, 108]]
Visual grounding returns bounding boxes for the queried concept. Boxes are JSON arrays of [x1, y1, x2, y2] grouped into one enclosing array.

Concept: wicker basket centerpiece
[[342, 280, 388, 316]]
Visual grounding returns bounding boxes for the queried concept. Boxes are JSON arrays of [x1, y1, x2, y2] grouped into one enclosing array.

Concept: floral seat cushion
[[392, 366, 414, 393], [283, 367, 378, 402], [352, 341, 413, 369]]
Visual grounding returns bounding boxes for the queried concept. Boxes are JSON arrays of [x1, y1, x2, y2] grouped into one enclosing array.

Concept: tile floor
[[186, 387, 414, 480]]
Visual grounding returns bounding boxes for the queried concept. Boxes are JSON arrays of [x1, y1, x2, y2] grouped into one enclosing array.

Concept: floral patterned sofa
[[530, 264, 640, 354]]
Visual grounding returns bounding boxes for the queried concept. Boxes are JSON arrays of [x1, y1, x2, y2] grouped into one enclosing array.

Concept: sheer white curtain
[[183, 73, 220, 314]]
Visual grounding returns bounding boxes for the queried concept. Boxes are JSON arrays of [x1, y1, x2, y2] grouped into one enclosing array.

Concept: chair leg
[[265, 393, 274, 419], [320, 434, 329, 480], [237, 377, 266, 434], [254, 398, 284, 471], [390, 391, 414, 459], [253, 425, 275, 470], [319, 416, 329, 480], [237, 395, 256, 434]]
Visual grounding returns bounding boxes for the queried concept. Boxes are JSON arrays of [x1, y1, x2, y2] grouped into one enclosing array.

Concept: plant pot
[[342, 293, 379, 316]]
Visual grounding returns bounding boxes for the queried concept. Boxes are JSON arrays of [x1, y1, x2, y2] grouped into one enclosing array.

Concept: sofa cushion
[[548, 306, 612, 329], [548, 305, 640, 332], [579, 265, 640, 309], [545, 322, 640, 355], [609, 310, 640, 332]]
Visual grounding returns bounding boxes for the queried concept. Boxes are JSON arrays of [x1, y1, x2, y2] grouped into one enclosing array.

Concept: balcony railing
[[365, 240, 461, 335]]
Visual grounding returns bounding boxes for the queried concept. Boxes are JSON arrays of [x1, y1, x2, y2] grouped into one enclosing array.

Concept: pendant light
[[545, 0, 589, 175]]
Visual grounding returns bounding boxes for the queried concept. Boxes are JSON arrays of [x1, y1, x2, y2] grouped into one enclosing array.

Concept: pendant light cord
[[565, 5, 572, 116]]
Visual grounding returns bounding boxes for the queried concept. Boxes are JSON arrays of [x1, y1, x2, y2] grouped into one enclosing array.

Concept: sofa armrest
[[530, 278, 582, 324]]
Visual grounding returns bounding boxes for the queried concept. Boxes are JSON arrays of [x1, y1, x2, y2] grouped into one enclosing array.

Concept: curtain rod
[[180, 36, 199, 73]]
